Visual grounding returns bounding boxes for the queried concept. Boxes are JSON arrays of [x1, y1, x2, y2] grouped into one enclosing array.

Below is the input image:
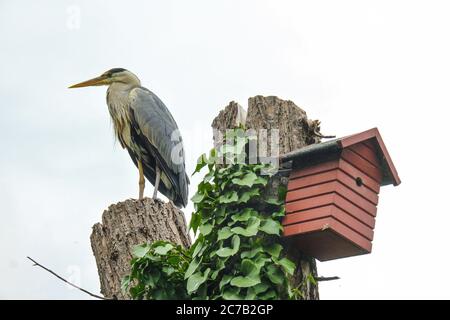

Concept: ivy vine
[[123, 129, 299, 300]]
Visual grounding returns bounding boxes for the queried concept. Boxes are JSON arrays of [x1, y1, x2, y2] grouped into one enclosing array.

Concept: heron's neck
[[106, 82, 139, 145], [107, 83, 135, 107]]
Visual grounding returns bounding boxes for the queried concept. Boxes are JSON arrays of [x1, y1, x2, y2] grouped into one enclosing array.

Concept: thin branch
[[315, 276, 340, 282], [308, 119, 336, 139], [313, 131, 336, 139], [27, 256, 110, 300]]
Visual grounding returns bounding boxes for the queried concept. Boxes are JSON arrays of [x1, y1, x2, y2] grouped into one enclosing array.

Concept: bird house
[[281, 128, 400, 261]]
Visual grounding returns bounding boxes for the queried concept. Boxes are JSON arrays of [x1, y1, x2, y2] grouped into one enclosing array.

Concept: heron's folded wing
[[129, 87, 189, 206]]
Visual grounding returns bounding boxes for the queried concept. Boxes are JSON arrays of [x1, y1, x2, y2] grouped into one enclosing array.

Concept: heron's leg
[[138, 160, 145, 200], [153, 165, 161, 200]]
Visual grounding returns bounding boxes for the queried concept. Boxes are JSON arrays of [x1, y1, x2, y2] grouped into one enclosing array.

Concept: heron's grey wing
[[129, 87, 189, 207]]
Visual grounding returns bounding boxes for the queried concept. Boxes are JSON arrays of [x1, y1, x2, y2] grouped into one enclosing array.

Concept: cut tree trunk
[[212, 95, 322, 300], [90, 198, 191, 299]]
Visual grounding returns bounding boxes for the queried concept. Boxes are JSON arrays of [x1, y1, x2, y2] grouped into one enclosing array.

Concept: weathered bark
[[90, 198, 191, 299], [212, 95, 321, 300], [211, 101, 247, 151]]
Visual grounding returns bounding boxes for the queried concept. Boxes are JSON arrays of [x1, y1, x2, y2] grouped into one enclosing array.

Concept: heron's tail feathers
[[173, 172, 189, 208]]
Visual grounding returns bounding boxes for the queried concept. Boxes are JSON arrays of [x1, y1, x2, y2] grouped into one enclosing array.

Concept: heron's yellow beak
[[68, 75, 110, 88]]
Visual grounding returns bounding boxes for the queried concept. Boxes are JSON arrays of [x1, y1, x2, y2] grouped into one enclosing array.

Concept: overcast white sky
[[1, 0, 450, 299]]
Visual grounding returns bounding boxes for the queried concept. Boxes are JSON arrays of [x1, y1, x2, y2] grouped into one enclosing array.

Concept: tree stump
[[90, 198, 191, 299], [212, 95, 321, 300]]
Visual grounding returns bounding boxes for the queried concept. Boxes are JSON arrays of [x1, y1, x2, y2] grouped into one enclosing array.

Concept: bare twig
[[27, 256, 110, 300], [313, 131, 336, 139], [315, 276, 340, 282], [308, 119, 336, 139]]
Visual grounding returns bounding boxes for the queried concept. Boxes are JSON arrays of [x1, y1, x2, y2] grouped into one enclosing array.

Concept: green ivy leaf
[[246, 282, 270, 299], [214, 207, 227, 225], [250, 163, 267, 171], [211, 269, 221, 281], [232, 172, 258, 187], [238, 189, 260, 204], [274, 257, 296, 276], [229, 166, 244, 178], [191, 237, 204, 258], [254, 176, 268, 186], [272, 207, 286, 218], [207, 148, 218, 164], [219, 191, 239, 204], [129, 284, 145, 298], [216, 235, 240, 257], [162, 266, 175, 276], [197, 181, 213, 193], [266, 265, 285, 285], [252, 283, 270, 295], [215, 258, 226, 273], [259, 289, 277, 300], [254, 255, 271, 269], [191, 191, 206, 203], [265, 197, 283, 205], [192, 153, 208, 175], [231, 208, 257, 222], [259, 219, 282, 235], [203, 170, 215, 183], [152, 288, 168, 300], [264, 243, 283, 258], [219, 274, 233, 290], [153, 243, 174, 255], [217, 227, 233, 241], [241, 259, 261, 277], [187, 268, 211, 294], [220, 181, 228, 190], [241, 245, 264, 259], [199, 223, 213, 236], [231, 217, 260, 237], [145, 268, 160, 288], [184, 257, 202, 280], [121, 275, 131, 292], [230, 275, 261, 288], [167, 254, 181, 265], [245, 290, 257, 300], [132, 244, 150, 258], [278, 185, 288, 200], [189, 212, 201, 234], [222, 286, 241, 300]]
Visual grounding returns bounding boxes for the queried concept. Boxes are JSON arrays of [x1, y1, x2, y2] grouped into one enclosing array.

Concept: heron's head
[[69, 68, 140, 89]]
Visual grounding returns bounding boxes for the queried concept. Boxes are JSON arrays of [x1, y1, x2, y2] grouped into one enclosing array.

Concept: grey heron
[[69, 68, 189, 207]]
